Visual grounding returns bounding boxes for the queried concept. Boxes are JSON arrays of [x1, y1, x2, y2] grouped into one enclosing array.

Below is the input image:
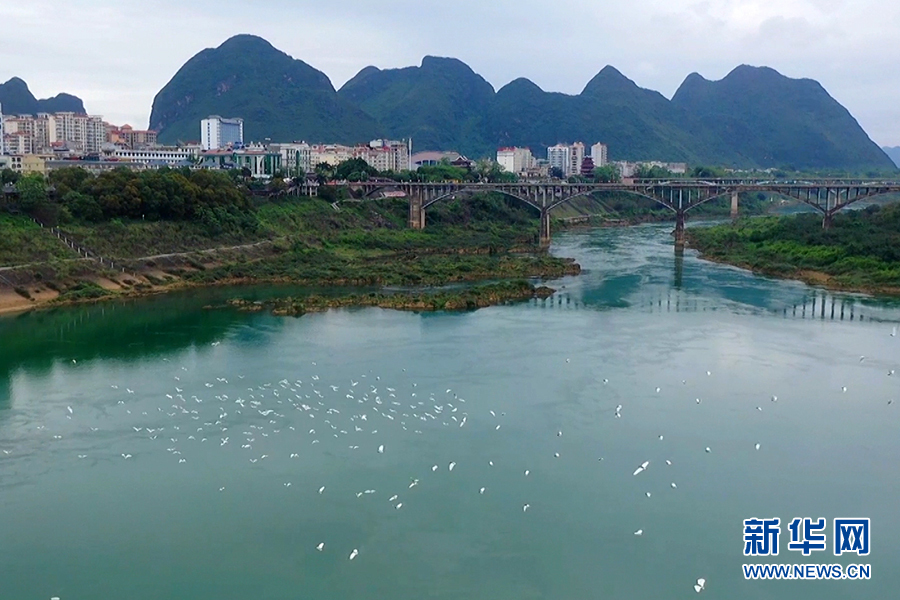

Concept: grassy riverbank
[[0, 193, 580, 314], [687, 205, 900, 294]]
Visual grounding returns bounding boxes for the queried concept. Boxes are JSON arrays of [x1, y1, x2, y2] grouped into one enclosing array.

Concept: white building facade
[[547, 144, 570, 175], [591, 143, 608, 166], [496, 147, 535, 174], [201, 116, 244, 150]]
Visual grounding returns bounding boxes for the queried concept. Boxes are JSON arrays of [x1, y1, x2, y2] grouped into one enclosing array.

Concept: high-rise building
[[2, 112, 105, 154], [569, 142, 585, 177], [547, 144, 570, 175], [591, 143, 608, 166], [201, 116, 244, 150]]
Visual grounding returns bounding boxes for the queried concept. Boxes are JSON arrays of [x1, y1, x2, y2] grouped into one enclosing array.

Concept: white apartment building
[[548, 142, 588, 176], [547, 144, 571, 175], [201, 116, 244, 150], [569, 142, 585, 177], [591, 142, 608, 166], [496, 147, 535, 174], [358, 139, 411, 173], [1, 112, 105, 154]]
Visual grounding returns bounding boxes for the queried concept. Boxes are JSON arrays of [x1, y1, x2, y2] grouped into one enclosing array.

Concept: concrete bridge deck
[[343, 179, 900, 246]]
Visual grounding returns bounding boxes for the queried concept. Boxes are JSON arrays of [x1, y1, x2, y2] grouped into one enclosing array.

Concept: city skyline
[[2, 0, 899, 146]]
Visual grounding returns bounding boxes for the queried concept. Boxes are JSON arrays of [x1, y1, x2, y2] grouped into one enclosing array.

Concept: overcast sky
[[3, 0, 899, 146]]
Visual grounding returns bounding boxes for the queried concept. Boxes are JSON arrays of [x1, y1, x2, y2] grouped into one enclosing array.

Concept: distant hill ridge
[[883, 147, 900, 168], [0, 77, 86, 115], [139, 35, 890, 170]]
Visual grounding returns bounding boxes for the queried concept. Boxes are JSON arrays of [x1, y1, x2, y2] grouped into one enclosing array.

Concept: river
[[1, 223, 898, 599]]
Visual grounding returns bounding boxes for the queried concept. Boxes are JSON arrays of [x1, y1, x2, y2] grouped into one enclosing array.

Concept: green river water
[[1, 224, 898, 599]]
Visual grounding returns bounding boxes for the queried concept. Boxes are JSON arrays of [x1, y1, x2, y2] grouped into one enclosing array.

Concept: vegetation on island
[[687, 204, 900, 293], [223, 280, 556, 316]]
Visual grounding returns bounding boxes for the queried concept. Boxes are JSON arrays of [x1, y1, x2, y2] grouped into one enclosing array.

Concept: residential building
[[201, 116, 244, 150], [4, 132, 32, 155], [310, 144, 354, 167], [106, 124, 158, 149], [568, 142, 585, 177], [1, 112, 105, 154], [591, 143, 608, 166], [360, 139, 411, 172], [52, 112, 105, 153], [547, 144, 570, 175], [496, 147, 535, 174]]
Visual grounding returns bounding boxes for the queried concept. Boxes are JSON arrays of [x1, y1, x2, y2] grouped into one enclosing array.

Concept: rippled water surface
[[2, 224, 899, 599]]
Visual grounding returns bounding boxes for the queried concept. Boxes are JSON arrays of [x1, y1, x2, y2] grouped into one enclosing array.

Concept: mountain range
[[0, 77, 85, 115], [148, 35, 894, 171], [883, 147, 900, 168]]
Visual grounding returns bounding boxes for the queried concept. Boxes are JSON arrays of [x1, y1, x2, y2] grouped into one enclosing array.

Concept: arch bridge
[[348, 179, 900, 246]]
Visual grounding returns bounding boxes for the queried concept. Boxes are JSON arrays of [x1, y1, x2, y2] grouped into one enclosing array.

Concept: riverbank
[[0, 195, 581, 315], [687, 206, 900, 296]]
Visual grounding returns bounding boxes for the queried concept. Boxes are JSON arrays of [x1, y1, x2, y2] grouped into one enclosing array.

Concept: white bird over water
[[523, 504, 530, 512], [755, 443, 761, 450], [67, 406, 73, 414], [378, 444, 384, 454], [318, 486, 326, 494], [705, 447, 711, 453], [633, 461, 650, 476], [316, 543, 324, 551], [694, 578, 706, 593], [349, 549, 358, 560], [634, 529, 643, 536], [448, 462, 456, 471]]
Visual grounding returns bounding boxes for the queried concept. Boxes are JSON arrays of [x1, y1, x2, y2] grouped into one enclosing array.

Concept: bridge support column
[[822, 212, 833, 230], [730, 191, 739, 219], [408, 192, 425, 230], [539, 209, 551, 248], [674, 210, 686, 247]]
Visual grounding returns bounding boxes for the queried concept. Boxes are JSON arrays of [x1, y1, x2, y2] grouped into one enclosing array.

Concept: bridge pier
[[408, 192, 425, 230], [822, 212, 833, 230], [674, 210, 686, 247], [539, 209, 551, 248], [731, 191, 739, 219]]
